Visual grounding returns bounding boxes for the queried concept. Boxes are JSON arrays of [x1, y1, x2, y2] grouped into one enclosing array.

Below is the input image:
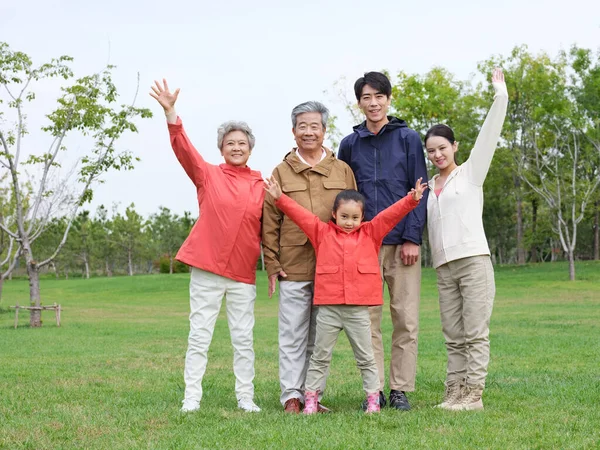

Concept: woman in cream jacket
[[425, 68, 508, 411]]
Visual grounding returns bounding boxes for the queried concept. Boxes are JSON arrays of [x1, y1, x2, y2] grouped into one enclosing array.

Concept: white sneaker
[[237, 397, 261, 412], [181, 399, 200, 413]]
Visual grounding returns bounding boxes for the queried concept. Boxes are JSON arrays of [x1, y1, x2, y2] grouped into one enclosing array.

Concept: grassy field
[[1, 261, 599, 449]]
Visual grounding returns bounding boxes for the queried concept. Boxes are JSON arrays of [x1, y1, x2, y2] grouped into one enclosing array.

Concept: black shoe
[[389, 390, 411, 411], [361, 391, 386, 411]]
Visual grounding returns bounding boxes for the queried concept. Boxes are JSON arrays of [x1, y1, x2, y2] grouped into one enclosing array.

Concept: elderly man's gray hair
[[291, 101, 329, 129], [217, 121, 256, 150]]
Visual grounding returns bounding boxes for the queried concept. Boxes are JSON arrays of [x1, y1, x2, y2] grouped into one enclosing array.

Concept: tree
[[513, 47, 600, 280], [112, 203, 145, 276], [0, 42, 152, 326], [570, 46, 600, 261], [148, 206, 189, 274], [90, 205, 116, 276]]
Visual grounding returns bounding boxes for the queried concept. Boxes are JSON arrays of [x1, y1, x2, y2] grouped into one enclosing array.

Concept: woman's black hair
[[424, 124, 456, 145], [424, 124, 460, 164], [333, 190, 366, 214]]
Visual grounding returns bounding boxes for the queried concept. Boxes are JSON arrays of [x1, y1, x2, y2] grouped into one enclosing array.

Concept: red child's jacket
[[275, 194, 419, 306], [169, 118, 265, 284]]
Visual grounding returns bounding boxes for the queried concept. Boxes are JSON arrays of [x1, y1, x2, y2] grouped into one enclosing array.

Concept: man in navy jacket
[[338, 71, 428, 411]]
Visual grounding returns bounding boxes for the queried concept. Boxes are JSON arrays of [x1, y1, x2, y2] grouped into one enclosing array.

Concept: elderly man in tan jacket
[[262, 101, 356, 413]]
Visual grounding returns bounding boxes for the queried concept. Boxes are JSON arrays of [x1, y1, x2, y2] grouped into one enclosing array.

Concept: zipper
[[373, 144, 378, 213]]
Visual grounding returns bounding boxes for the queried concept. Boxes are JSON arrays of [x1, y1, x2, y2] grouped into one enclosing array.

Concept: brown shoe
[[317, 403, 331, 413], [284, 398, 302, 414]]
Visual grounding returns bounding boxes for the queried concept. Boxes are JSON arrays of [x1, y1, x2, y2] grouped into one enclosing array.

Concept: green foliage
[[157, 255, 188, 274]]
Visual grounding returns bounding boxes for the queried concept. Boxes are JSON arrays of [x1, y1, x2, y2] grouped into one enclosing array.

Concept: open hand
[[149, 79, 180, 113], [410, 177, 428, 201], [264, 176, 282, 200], [492, 67, 504, 84], [268, 270, 287, 298]]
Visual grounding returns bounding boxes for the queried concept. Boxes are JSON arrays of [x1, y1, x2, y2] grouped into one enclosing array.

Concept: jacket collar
[[352, 116, 408, 138], [429, 165, 463, 191], [327, 220, 367, 235], [284, 147, 337, 176], [219, 163, 262, 180]]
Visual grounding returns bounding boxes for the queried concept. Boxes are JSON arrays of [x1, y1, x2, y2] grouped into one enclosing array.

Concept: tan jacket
[[262, 148, 357, 281]]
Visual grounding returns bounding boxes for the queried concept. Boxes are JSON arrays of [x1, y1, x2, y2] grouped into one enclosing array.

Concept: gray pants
[[306, 305, 379, 395], [278, 281, 318, 405], [436, 255, 495, 388]]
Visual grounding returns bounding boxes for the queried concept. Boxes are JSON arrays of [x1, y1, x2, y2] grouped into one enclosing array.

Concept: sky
[[1, 0, 599, 218]]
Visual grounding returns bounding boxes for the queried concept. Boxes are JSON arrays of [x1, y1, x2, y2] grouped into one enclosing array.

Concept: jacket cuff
[[266, 263, 283, 277], [167, 116, 183, 134]]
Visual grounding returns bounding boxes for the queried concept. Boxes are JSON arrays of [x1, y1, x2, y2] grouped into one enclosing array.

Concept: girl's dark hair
[[354, 72, 392, 101], [424, 124, 456, 145], [333, 190, 366, 214]]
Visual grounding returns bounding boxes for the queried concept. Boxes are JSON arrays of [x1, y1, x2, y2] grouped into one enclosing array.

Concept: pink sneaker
[[365, 392, 380, 414], [303, 391, 319, 415]]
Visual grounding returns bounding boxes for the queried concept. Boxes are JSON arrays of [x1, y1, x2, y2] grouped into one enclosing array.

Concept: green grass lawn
[[1, 261, 599, 449]]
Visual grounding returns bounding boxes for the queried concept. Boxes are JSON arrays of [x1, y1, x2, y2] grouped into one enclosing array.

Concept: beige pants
[[184, 268, 257, 402], [370, 244, 421, 392], [436, 255, 495, 388], [305, 305, 379, 395]]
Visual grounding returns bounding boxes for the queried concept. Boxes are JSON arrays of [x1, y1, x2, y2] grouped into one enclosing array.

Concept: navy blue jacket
[[338, 117, 428, 245]]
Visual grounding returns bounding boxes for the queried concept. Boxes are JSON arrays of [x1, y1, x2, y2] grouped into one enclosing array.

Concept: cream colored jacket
[[427, 82, 508, 269]]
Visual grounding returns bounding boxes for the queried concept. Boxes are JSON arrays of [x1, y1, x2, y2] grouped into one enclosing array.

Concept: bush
[[157, 256, 189, 274]]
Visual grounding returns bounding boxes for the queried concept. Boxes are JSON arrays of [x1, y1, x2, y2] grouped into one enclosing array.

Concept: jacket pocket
[[316, 265, 340, 274], [357, 264, 379, 274], [323, 181, 347, 190], [356, 264, 382, 298], [282, 183, 307, 193]]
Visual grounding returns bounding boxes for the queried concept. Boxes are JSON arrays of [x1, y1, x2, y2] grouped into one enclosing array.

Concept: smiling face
[[426, 135, 458, 172], [358, 84, 391, 125], [332, 200, 364, 233], [293, 112, 325, 153], [220, 130, 251, 167]]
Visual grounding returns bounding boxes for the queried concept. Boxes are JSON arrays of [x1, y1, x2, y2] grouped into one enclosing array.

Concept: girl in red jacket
[[264, 176, 427, 413]]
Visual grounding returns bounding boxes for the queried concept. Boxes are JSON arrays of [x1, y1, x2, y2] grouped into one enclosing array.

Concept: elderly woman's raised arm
[[150, 79, 207, 188]]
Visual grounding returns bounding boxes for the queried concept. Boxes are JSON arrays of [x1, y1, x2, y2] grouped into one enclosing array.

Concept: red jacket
[[275, 194, 419, 306], [169, 118, 265, 284]]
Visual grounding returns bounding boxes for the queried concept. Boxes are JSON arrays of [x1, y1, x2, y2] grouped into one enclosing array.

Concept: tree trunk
[[105, 258, 113, 277], [530, 198, 539, 263], [568, 249, 575, 281], [27, 261, 42, 327], [516, 196, 526, 265], [50, 261, 59, 279], [84, 254, 90, 279], [128, 249, 133, 276], [169, 255, 174, 274], [594, 200, 599, 261]]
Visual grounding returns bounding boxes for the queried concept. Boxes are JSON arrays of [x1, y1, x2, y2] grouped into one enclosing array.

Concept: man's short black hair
[[354, 72, 392, 101]]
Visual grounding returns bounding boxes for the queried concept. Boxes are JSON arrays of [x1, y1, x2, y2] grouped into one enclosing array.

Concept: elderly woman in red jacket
[[150, 80, 265, 413]]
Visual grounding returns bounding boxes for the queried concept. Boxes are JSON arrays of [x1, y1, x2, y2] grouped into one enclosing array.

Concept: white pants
[[184, 268, 257, 402], [278, 280, 319, 405]]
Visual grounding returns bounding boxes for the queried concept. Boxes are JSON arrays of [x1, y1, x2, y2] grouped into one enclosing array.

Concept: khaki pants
[[436, 255, 495, 388], [184, 268, 257, 402], [370, 244, 421, 392], [305, 305, 379, 395]]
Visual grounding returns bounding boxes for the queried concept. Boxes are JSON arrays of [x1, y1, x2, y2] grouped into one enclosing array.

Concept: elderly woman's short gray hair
[[217, 121, 256, 150], [291, 101, 329, 129]]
